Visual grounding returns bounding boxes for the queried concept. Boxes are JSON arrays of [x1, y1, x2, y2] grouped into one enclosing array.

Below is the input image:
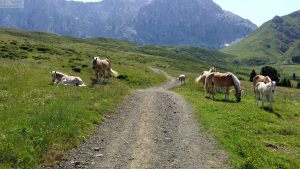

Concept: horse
[[91, 57, 118, 83], [195, 67, 216, 84], [178, 74, 186, 85], [255, 81, 276, 109], [253, 75, 271, 93], [205, 72, 242, 102], [51, 71, 86, 87], [51, 71, 65, 84]]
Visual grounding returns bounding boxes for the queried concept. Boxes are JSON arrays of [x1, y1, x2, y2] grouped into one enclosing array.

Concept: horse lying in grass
[[51, 71, 86, 87], [178, 74, 186, 85], [205, 72, 242, 102], [91, 57, 119, 83], [255, 81, 276, 109]]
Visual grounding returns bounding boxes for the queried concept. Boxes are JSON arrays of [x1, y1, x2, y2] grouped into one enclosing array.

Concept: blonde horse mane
[[227, 72, 240, 91]]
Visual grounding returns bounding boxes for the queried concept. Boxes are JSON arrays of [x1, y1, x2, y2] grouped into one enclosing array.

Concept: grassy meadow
[[0, 28, 299, 169], [174, 74, 300, 169]]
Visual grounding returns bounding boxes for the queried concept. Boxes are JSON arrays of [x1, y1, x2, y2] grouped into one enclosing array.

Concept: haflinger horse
[[51, 71, 86, 87], [178, 74, 186, 85], [255, 81, 276, 109], [91, 57, 118, 83], [195, 67, 216, 84], [253, 75, 271, 93], [205, 72, 242, 102]]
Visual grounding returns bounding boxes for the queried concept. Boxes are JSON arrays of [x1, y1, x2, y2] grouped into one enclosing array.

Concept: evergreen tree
[[293, 73, 296, 80], [260, 66, 280, 83], [297, 82, 300, 89], [249, 69, 257, 82]]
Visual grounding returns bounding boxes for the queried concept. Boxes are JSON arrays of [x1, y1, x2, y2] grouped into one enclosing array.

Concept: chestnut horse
[[205, 72, 242, 102], [91, 57, 118, 83]]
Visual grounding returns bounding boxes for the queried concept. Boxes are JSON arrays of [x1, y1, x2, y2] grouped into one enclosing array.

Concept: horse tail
[[195, 76, 201, 84], [109, 69, 119, 77], [228, 72, 240, 91]]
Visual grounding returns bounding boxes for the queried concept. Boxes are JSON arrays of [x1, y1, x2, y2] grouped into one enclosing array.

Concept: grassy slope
[[0, 28, 235, 168], [222, 10, 300, 65], [174, 74, 300, 169]]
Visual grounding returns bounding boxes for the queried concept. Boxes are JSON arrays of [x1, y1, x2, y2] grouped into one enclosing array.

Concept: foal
[[255, 81, 276, 109]]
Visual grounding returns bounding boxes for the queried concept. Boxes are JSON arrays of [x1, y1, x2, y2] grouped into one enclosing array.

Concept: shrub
[[297, 82, 300, 89], [261, 66, 280, 83], [249, 70, 257, 82]]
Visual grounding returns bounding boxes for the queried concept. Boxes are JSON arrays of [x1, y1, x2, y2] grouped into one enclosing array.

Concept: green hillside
[[0, 28, 236, 168], [222, 10, 300, 65]]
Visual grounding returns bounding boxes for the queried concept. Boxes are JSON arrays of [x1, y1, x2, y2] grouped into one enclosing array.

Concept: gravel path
[[56, 68, 230, 169]]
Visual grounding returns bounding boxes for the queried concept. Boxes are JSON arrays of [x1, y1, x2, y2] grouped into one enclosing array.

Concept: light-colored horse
[[255, 81, 276, 109], [91, 57, 118, 83], [51, 71, 86, 87], [205, 72, 242, 102], [178, 74, 186, 85], [195, 67, 216, 84], [253, 75, 271, 93]]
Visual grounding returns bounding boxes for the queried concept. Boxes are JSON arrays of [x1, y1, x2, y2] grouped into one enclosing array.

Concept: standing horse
[[178, 74, 186, 86], [91, 57, 118, 83], [255, 81, 276, 109], [253, 75, 271, 93], [195, 67, 216, 84], [205, 72, 242, 102], [51, 71, 86, 87]]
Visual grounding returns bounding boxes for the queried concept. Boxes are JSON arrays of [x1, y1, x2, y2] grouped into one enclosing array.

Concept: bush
[[261, 66, 280, 83], [249, 70, 257, 82], [279, 78, 292, 87], [297, 82, 300, 89]]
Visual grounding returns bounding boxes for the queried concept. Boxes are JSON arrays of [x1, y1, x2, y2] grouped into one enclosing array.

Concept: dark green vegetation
[[174, 74, 300, 169], [222, 10, 300, 65]]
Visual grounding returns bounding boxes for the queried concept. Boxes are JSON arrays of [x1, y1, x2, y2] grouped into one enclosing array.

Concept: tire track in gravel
[[56, 68, 231, 169]]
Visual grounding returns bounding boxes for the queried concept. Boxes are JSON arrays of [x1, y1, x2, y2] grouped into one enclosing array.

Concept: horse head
[[235, 89, 242, 102], [51, 71, 57, 83], [92, 57, 99, 69], [271, 81, 276, 93]]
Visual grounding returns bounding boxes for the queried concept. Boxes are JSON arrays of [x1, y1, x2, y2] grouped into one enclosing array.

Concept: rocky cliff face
[[0, 0, 257, 49]]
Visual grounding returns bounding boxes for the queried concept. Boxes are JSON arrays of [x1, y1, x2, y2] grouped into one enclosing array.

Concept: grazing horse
[[91, 57, 118, 83], [253, 75, 271, 93], [195, 67, 216, 84], [51, 71, 86, 87], [178, 74, 186, 85], [255, 81, 276, 109], [205, 72, 242, 102]]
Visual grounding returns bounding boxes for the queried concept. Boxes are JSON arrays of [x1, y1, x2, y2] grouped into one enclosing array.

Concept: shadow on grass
[[262, 107, 282, 118], [205, 96, 238, 103], [90, 78, 108, 86]]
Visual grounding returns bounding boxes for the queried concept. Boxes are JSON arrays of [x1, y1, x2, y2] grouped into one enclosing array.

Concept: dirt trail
[[57, 68, 230, 169]]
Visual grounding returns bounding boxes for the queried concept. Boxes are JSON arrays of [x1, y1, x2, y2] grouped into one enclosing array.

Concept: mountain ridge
[[0, 0, 256, 49]]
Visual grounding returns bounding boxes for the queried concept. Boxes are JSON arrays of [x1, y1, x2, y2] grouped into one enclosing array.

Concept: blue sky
[[70, 0, 300, 26]]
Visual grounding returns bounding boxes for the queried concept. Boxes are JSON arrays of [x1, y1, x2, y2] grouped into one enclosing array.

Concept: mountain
[[0, 0, 256, 49], [222, 10, 300, 65]]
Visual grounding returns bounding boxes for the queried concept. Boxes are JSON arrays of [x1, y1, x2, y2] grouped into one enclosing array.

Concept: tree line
[[249, 66, 300, 89]]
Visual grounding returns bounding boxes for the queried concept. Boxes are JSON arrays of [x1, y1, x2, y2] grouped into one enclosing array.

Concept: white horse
[[178, 74, 186, 85], [255, 81, 276, 109], [51, 71, 86, 87]]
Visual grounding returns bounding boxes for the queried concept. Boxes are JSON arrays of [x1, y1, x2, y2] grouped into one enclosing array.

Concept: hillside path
[[57, 68, 230, 169]]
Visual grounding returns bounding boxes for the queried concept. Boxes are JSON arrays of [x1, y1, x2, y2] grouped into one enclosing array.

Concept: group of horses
[[191, 67, 276, 109], [51, 57, 118, 86]]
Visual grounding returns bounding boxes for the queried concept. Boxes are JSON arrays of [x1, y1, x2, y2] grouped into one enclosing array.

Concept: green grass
[[174, 75, 300, 169]]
